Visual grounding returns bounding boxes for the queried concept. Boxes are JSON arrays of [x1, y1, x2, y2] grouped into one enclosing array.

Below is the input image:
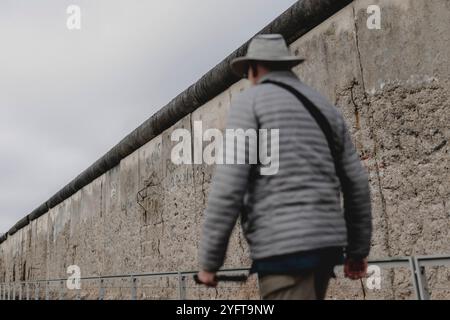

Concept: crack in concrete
[[369, 97, 397, 299], [237, 227, 246, 255], [349, 79, 361, 131], [201, 171, 207, 206], [352, 5, 368, 98], [99, 179, 103, 219], [189, 113, 203, 234], [430, 139, 447, 154], [156, 239, 161, 257], [352, 3, 396, 299]]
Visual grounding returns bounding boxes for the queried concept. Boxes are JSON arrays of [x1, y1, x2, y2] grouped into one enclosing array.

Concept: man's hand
[[197, 270, 218, 287], [344, 258, 368, 280]]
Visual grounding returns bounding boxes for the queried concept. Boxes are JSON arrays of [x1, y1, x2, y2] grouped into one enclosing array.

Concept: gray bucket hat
[[231, 34, 304, 77]]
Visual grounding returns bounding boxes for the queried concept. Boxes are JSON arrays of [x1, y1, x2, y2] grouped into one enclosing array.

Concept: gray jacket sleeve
[[339, 121, 373, 259], [199, 91, 258, 272]]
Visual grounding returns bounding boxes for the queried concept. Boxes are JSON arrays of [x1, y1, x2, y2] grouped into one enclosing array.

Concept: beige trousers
[[258, 270, 332, 300]]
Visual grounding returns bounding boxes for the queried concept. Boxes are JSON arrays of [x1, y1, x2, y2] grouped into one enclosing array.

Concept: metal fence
[[0, 255, 449, 300]]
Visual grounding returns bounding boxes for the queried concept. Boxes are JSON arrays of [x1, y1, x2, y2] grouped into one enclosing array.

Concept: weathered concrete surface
[[292, 0, 450, 299], [1, 0, 449, 299]]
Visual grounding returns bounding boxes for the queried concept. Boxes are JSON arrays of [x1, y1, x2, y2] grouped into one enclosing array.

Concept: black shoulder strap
[[261, 79, 344, 181]]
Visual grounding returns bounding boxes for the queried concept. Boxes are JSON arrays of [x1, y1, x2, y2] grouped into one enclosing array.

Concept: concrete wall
[[1, 0, 449, 299]]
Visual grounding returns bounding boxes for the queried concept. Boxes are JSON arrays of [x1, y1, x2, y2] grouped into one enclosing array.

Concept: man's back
[[199, 70, 371, 272], [239, 70, 349, 257]]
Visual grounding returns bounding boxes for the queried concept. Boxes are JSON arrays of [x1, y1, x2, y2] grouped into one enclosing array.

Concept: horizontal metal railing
[[0, 255, 449, 300]]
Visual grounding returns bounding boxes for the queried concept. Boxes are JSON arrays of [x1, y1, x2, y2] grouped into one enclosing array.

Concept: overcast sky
[[0, 0, 297, 233]]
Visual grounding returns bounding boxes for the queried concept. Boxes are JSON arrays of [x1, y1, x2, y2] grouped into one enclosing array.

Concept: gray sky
[[0, 0, 297, 233]]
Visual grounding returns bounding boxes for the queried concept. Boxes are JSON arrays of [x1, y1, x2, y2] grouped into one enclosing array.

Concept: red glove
[[344, 258, 368, 280]]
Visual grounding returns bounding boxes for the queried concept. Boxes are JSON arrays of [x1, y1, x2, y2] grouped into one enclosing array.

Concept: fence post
[[130, 276, 137, 300], [407, 257, 420, 300], [178, 272, 186, 300], [413, 257, 430, 300], [59, 280, 64, 300], [35, 282, 39, 300], [76, 279, 81, 300], [45, 281, 49, 300], [256, 275, 261, 300], [18, 283, 22, 300], [12, 283, 16, 300], [99, 278, 104, 300]]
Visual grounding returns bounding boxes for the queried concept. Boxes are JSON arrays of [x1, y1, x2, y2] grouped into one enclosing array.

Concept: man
[[197, 34, 372, 300]]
